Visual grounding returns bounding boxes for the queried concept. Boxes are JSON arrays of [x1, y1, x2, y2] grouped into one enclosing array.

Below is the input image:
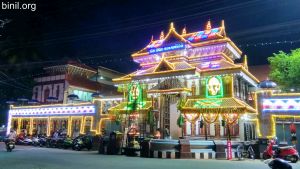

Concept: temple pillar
[[210, 123, 215, 136], [17, 118, 21, 134], [191, 122, 195, 136]]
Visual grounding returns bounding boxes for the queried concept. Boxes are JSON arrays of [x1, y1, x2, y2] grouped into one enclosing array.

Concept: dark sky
[[0, 0, 300, 123]]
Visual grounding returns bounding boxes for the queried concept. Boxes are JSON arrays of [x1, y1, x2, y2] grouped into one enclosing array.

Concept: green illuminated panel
[[205, 76, 224, 98]]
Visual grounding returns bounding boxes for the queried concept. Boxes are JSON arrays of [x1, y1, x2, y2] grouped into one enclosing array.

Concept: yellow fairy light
[[47, 117, 51, 136], [268, 115, 300, 138], [29, 118, 33, 135], [17, 118, 21, 134], [67, 116, 72, 136]]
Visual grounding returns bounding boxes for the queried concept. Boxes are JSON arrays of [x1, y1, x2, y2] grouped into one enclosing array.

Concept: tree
[[268, 48, 300, 90]]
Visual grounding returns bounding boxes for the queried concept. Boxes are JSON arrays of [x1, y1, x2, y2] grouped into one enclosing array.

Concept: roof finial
[[221, 20, 225, 28], [150, 35, 154, 42], [243, 55, 248, 70], [182, 26, 187, 35], [160, 31, 164, 40], [221, 19, 226, 37], [170, 22, 174, 30], [206, 19, 212, 30]]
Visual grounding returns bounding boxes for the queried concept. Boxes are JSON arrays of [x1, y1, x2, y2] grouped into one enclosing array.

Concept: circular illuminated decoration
[[206, 76, 223, 98]]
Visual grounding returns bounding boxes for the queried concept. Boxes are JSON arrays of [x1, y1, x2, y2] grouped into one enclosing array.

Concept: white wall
[[32, 82, 65, 103]]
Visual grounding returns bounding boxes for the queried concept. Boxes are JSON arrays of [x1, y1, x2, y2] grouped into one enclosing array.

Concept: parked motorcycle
[[16, 136, 33, 145], [32, 136, 40, 146], [31, 135, 47, 147], [6, 140, 15, 152], [263, 139, 299, 163], [72, 135, 93, 151], [266, 158, 292, 169], [46, 137, 60, 148], [38, 135, 47, 147], [62, 137, 73, 149]]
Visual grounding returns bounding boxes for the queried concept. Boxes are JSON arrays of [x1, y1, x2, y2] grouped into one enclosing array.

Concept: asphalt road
[[0, 142, 299, 169]]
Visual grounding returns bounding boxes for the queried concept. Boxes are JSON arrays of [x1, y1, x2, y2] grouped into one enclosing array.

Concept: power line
[[238, 39, 300, 48]]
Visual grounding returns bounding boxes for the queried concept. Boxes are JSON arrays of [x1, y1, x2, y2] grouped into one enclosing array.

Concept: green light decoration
[[177, 113, 184, 128], [124, 101, 146, 111], [128, 82, 143, 102], [205, 76, 224, 98], [126, 82, 144, 111], [193, 99, 222, 108], [177, 98, 186, 111]]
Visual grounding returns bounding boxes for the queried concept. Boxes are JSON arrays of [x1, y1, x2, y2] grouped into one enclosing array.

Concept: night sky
[[0, 0, 300, 123]]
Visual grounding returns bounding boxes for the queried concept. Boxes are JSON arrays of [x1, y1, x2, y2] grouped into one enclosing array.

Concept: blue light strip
[[148, 43, 185, 54]]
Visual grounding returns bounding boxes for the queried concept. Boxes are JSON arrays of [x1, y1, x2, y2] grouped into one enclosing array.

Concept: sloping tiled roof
[[181, 97, 256, 114], [173, 61, 194, 70], [113, 59, 196, 82], [132, 21, 226, 57]]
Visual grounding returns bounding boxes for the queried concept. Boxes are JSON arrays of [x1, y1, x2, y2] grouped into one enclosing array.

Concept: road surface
[[0, 142, 299, 169]]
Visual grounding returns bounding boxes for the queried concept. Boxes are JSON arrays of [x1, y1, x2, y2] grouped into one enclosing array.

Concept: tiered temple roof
[[114, 20, 259, 85]]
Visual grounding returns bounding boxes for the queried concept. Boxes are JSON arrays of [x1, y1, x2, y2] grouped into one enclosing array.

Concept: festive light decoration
[[148, 42, 185, 54], [9, 105, 96, 116], [200, 62, 220, 69], [262, 98, 300, 111], [194, 99, 222, 108], [248, 118, 262, 137], [187, 28, 220, 42], [7, 97, 121, 136], [222, 113, 239, 125], [206, 76, 224, 98], [128, 82, 143, 103], [202, 113, 219, 124], [269, 115, 300, 138]]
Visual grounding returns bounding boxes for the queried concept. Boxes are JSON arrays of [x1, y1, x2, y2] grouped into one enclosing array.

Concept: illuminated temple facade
[[110, 21, 260, 141]]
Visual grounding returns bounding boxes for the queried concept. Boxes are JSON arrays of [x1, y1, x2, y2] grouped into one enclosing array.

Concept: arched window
[[44, 87, 50, 103]]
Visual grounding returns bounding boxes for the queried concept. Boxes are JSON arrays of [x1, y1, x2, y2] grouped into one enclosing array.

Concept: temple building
[[7, 61, 123, 137], [110, 20, 259, 141]]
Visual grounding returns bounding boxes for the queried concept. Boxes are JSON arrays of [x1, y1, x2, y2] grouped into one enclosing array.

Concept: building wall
[[33, 75, 66, 103], [170, 102, 180, 139]]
